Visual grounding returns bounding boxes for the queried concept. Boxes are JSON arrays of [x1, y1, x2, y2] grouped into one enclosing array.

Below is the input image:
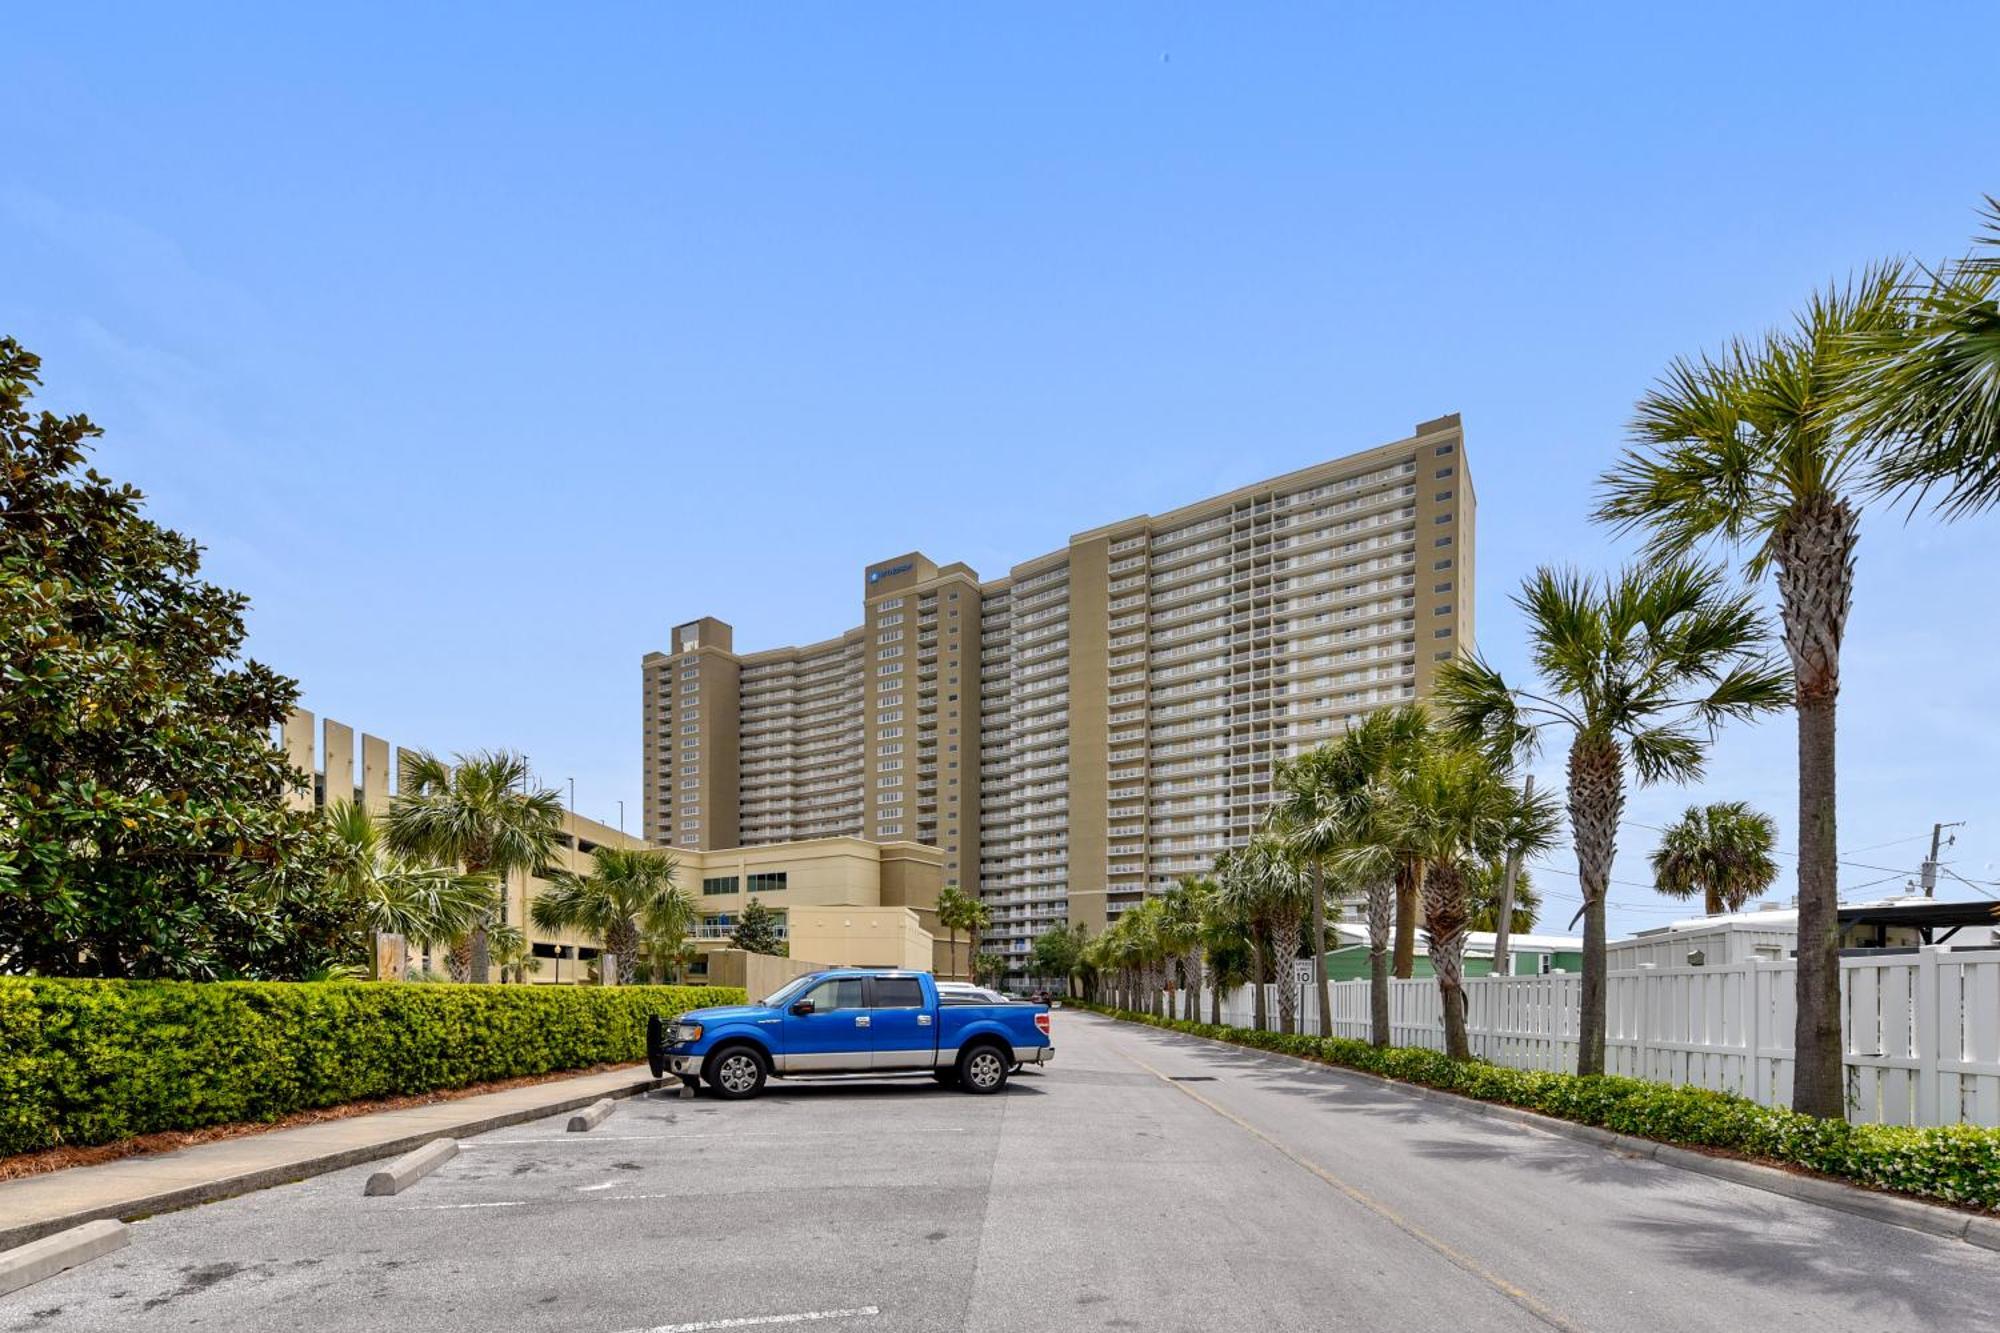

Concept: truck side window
[[870, 976, 924, 1008], [807, 977, 866, 1010]]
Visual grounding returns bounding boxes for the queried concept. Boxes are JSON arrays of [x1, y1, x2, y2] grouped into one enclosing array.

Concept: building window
[[1434, 558, 1453, 571], [1435, 443, 1454, 456], [1433, 513, 1452, 525], [748, 872, 787, 894], [879, 824, 902, 837], [1434, 627, 1452, 638], [1434, 536, 1453, 548], [702, 876, 739, 896], [1436, 466, 1454, 479]]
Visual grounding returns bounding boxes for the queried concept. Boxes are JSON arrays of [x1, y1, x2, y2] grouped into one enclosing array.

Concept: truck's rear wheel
[[958, 1044, 1010, 1094], [704, 1045, 767, 1100]]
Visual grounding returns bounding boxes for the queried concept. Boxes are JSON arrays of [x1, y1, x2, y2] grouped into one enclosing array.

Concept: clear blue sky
[[7, 4, 1998, 939]]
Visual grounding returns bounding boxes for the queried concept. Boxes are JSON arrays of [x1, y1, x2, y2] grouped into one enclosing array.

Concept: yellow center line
[[1122, 1048, 1584, 1333]]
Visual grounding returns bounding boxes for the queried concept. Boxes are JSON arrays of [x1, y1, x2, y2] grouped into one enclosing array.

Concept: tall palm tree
[[1650, 801, 1780, 917], [531, 845, 689, 985], [1852, 197, 2000, 518], [1377, 745, 1560, 1060], [383, 750, 566, 983], [935, 886, 974, 979], [321, 800, 496, 973], [1273, 750, 1341, 1036], [487, 923, 540, 984], [964, 896, 992, 981], [1232, 835, 1315, 1035], [1436, 562, 1788, 1076], [1158, 877, 1209, 1021], [1199, 889, 1253, 1025], [1304, 704, 1433, 1047], [1211, 847, 1269, 1030], [1597, 272, 1902, 1116]]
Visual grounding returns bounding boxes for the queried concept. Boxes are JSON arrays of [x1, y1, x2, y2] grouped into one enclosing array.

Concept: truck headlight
[[674, 1022, 704, 1044]]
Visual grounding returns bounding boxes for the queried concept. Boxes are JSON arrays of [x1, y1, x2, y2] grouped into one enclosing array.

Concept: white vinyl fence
[[1181, 946, 2000, 1128]]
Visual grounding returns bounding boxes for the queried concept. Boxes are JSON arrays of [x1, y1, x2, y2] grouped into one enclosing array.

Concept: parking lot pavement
[[6, 1014, 1999, 1333]]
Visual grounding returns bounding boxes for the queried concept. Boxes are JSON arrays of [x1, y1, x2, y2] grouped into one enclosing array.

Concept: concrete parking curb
[[566, 1099, 615, 1132], [0, 1220, 130, 1297], [1094, 1013, 1993, 1247], [364, 1139, 457, 1196], [0, 1069, 667, 1251]]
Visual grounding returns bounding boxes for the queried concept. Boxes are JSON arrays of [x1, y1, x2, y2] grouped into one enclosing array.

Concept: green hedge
[[0, 978, 744, 1155], [1075, 1001, 2000, 1213]]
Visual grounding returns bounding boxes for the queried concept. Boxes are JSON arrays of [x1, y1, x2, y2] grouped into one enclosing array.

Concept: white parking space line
[[394, 1201, 528, 1211], [625, 1307, 880, 1332], [468, 1129, 967, 1147], [577, 1181, 618, 1192]]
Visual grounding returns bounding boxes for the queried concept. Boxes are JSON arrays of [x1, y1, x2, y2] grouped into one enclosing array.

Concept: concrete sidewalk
[[0, 1066, 667, 1249]]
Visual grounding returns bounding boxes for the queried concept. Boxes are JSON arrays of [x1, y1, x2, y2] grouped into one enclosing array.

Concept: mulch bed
[[0, 1063, 639, 1182]]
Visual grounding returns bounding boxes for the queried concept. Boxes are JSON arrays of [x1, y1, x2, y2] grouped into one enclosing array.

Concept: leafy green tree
[[383, 750, 564, 983], [1437, 562, 1787, 1075], [1649, 801, 1780, 916], [729, 895, 787, 956], [0, 337, 340, 979], [321, 800, 496, 970], [487, 923, 539, 984], [1198, 901, 1253, 1027], [1157, 876, 1210, 1021], [1597, 273, 1901, 1116], [1218, 836, 1316, 1035], [973, 951, 1006, 987], [1852, 197, 2000, 517], [531, 845, 689, 985], [1029, 921, 1085, 997]]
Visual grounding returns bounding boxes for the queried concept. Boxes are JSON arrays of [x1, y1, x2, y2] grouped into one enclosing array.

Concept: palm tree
[[1199, 891, 1253, 1025], [1231, 836, 1315, 1035], [1273, 750, 1342, 1036], [1466, 862, 1541, 936], [1377, 745, 1560, 1059], [1158, 877, 1209, 1021], [1298, 704, 1432, 1047], [321, 800, 496, 974], [531, 845, 689, 985], [1650, 801, 1780, 917], [935, 886, 974, 979], [487, 923, 540, 984], [1211, 847, 1269, 1030], [1852, 197, 2000, 518], [1436, 562, 1788, 1076], [965, 896, 992, 981], [1597, 273, 1902, 1116], [383, 750, 566, 983]]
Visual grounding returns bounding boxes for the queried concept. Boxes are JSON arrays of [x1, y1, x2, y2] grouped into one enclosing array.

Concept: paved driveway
[[5, 1012, 1996, 1332]]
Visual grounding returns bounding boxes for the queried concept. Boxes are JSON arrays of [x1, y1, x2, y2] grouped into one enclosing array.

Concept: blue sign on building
[[868, 561, 915, 585]]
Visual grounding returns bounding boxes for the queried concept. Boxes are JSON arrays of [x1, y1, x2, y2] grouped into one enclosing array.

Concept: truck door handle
[[855, 1016, 870, 1028], [917, 1015, 932, 1026]]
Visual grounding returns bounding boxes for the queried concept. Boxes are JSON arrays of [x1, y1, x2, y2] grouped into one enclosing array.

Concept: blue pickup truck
[[646, 969, 1053, 1100]]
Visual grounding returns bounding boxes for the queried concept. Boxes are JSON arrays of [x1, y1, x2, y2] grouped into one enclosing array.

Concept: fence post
[[1915, 946, 1941, 1126], [1748, 957, 1768, 1108]]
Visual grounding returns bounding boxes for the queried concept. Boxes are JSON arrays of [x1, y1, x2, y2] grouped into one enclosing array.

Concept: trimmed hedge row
[[1076, 1000, 2000, 1213], [0, 978, 744, 1155]]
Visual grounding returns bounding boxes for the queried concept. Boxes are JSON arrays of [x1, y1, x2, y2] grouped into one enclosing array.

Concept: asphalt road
[[5, 1013, 1996, 1332]]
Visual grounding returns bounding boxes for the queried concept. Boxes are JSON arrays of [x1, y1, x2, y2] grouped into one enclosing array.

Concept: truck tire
[[704, 1044, 768, 1100], [957, 1042, 1010, 1094]]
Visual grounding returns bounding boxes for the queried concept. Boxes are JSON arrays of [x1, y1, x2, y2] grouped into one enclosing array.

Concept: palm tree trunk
[[1209, 967, 1222, 1025], [1368, 880, 1392, 1047], [1393, 860, 1420, 979], [1779, 494, 1856, 1120], [1250, 934, 1268, 1031], [1309, 860, 1331, 1038], [1493, 774, 1533, 979], [469, 926, 491, 985], [1423, 863, 1472, 1061], [1569, 735, 1625, 1077], [1272, 917, 1303, 1036]]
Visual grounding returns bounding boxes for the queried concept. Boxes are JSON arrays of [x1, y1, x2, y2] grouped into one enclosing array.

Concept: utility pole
[[1921, 821, 1964, 898], [1493, 774, 1533, 979]]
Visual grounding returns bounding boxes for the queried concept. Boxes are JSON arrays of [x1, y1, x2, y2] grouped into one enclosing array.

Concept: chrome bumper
[[670, 1054, 701, 1075], [1015, 1045, 1054, 1065]]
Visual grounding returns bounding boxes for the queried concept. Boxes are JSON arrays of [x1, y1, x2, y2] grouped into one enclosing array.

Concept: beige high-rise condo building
[[644, 414, 1476, 971]]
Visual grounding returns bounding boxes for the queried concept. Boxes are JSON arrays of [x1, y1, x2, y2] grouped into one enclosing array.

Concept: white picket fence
[[1176, 946, 2000, 1128]]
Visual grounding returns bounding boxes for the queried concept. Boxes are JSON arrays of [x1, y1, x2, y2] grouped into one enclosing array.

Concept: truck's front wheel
[[704, 1046, 768, 1100], [958, 1044, 1010, 1094]]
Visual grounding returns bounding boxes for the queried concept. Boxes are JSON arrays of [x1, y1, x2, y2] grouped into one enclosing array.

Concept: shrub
[[0, 978, 743, 1155], [1073, 1000, 2000, 1213]]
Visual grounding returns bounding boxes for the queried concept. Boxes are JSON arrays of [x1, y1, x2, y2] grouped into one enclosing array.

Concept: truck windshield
[[761, 975, 818, 1008]]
